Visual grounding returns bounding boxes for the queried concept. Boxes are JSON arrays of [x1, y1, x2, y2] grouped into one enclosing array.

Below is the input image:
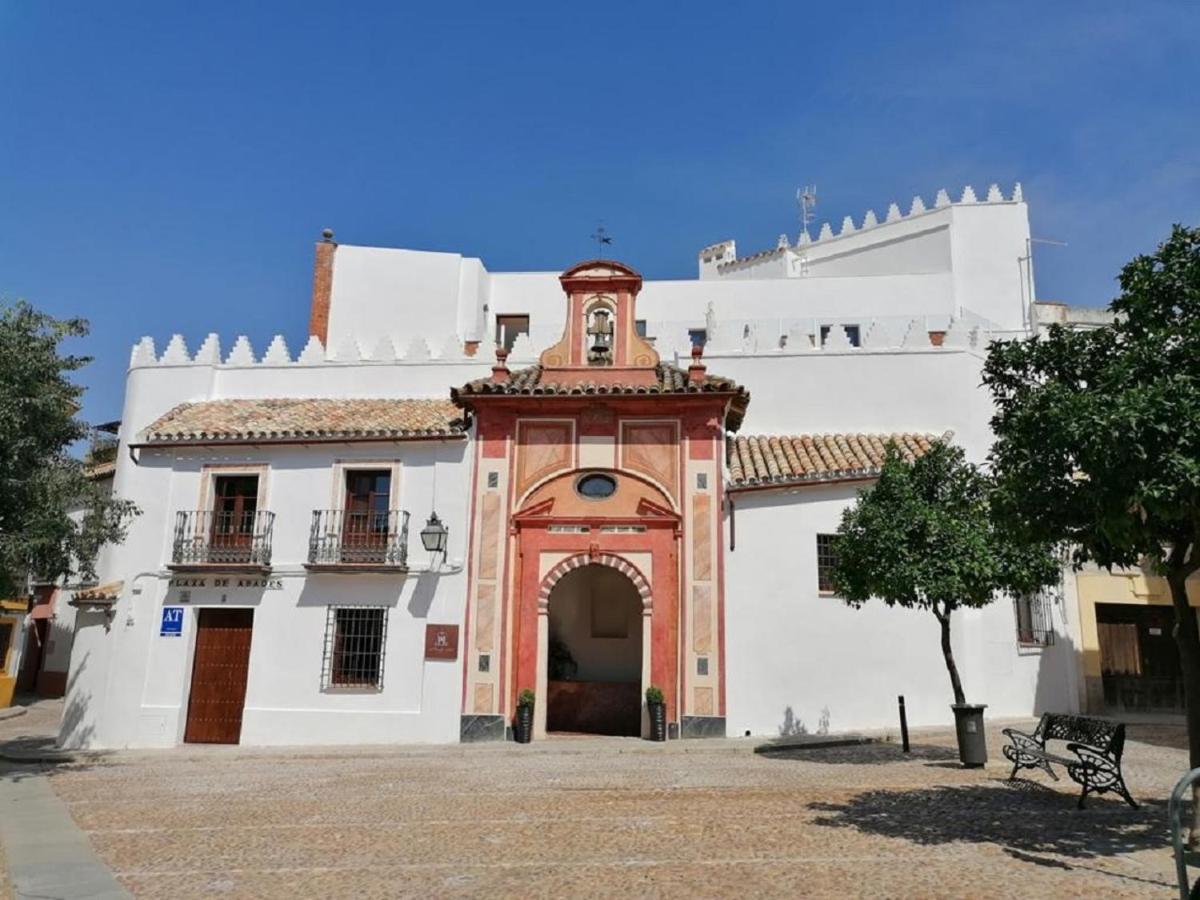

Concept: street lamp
[[420, 512, 448, 558]]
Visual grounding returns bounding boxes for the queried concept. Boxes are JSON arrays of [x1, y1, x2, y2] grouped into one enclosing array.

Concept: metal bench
[[1002, 713, 1137, 809]]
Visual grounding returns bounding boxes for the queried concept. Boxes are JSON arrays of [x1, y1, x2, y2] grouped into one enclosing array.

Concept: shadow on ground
[[1127, 723, 1189, 751], [759, 742, 959, 764], [810, 780, 1169, 868]]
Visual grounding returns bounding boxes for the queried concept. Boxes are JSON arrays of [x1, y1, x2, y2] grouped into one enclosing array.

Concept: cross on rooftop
[[591, 224, 613, 256]]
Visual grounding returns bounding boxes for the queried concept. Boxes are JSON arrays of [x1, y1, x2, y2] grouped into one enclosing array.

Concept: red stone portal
[[452, 259, 748, 740]]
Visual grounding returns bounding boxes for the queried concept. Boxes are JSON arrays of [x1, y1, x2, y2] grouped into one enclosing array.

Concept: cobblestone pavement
[[2, 714, 1192, 899]]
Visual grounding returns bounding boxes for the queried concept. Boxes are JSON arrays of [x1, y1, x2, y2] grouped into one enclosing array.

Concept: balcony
[[170, 510, 275, 572], [306, 509, 410, 573]]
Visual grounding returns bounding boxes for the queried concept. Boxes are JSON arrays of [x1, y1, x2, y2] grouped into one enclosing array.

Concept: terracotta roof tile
[[85, 460, 117, 480], [727, 432, 941, 489], [453, 364, 749, 431], [138, 398, 466, 446]]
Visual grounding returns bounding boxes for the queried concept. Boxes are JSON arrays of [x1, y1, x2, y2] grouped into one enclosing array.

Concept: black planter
[[514, 704, 534, 744], [648, 701, 667, 742], [951, 703, 988, 767]]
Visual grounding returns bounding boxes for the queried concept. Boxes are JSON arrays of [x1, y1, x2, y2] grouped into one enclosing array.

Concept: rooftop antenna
[[796, 185, 817, 243], [591, 223, 613, 258]]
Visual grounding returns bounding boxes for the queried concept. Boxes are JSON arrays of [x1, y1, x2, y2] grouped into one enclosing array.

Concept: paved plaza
[[0, 700, 1191, 898]]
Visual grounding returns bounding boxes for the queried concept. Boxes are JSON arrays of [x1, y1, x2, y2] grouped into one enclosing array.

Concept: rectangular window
[[635, 320, 648, 337], [495, 315, 530, 352], [820, 324, 861, 347], [323, 607, 388, 689], [211, 475, 259, 559], [1014, 592, 1055, 647], [688, 328, 707, 349], [341, 470, 392, 561], [816, 534, 839, 594]]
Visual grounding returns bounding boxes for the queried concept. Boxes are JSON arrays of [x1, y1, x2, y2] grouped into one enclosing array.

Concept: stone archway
[[538, 552, 652, 612], [534, 553, 653, 738], [544, 564, 645, 736]]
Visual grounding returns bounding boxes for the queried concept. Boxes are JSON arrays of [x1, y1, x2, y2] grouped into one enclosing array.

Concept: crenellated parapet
[[128, 332, 485, 369], [705, 182, 1025, 276], [649, 313, 991, 360]]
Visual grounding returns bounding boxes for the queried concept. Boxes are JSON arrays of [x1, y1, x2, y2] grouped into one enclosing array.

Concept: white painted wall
[[724, 484, 1079, 737], [66, 178, 1067, 747], [62, 380, 472, 748], [323, 185, 1031, 360]]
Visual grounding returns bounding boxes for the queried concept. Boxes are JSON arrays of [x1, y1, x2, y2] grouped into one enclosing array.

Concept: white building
[[61, 183, 1081, 749]]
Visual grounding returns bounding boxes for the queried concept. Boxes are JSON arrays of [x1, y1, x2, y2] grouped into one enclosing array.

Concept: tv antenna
[[796, 185, 817, 243]]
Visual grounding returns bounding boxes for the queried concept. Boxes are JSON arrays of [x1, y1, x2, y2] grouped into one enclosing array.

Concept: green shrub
[[518, 688, 535, 708], [645, 685, 664, 705]]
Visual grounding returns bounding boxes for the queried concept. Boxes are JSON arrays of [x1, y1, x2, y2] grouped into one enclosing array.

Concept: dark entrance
[[1096, 603, 1184, 713], [16, 619, 47, 694], [546, 564, 643, 736], [184, 608, 255, 744]]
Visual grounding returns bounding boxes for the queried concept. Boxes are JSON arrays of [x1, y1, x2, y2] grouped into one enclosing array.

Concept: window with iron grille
[[322, 607, 388, 689], [816, 534, 839, 594], [1014, 591, 1055, 646]]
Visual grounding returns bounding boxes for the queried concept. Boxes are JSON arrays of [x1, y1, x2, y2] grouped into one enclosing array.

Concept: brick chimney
[[308, 228, 337, 344]]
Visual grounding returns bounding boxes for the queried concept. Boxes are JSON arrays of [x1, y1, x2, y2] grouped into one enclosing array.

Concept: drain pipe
[[676, 526, 684, 740]]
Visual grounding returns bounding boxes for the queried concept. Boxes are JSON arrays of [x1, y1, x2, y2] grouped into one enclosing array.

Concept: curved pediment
[[560, 259, 642, 281], [516, 468, 679, 520]]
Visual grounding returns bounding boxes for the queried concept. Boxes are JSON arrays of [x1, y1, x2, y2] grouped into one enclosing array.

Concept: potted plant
[[514, 688, 535, 744], [646, 685, 667, 742], [831, 441, 1058, 768]]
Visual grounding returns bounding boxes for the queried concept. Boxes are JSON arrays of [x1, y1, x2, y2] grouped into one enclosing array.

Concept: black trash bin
[[951, 704, 988, 767]]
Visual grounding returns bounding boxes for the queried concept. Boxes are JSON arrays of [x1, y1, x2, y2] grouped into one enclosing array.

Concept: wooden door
[[211, 475, 259, 561], [342, 470, 391, 562], [184, 608, 254, 744]]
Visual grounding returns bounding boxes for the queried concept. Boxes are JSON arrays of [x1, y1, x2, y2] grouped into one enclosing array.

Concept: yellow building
[[1074, 565, 1200, 715], [0, 597, 27, 708]]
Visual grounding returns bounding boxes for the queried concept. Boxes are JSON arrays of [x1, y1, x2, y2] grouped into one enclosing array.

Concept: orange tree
[[984, 225, 1200, 830], [831, 441, 1057, 707]]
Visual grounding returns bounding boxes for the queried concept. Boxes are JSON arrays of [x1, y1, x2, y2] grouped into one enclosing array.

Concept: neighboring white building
[[61, 183, 1082, 749]]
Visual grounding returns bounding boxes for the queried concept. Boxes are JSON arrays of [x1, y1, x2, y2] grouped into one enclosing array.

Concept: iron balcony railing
[[307, 509, 410, 568], [172, 510, 275, 568]]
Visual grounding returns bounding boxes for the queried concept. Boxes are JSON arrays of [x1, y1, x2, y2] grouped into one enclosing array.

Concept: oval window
[[576, 473, 617, 499]]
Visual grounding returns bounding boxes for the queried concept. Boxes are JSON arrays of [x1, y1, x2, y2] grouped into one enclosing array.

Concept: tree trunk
[[934, 606, 967, 706], [1167, 567, 1200, 846]]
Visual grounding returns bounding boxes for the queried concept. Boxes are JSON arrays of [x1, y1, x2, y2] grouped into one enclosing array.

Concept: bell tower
[[537, 260, 660, 386]]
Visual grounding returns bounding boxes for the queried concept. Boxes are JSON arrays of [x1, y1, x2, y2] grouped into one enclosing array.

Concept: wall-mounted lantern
[[420, 512, 449, 557]]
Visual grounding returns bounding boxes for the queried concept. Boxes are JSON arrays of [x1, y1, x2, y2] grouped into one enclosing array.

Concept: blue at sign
[[160, 606, 184, 637]]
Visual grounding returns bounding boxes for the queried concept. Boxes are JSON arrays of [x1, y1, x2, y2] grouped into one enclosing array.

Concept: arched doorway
[[545, 564, 644, 736]]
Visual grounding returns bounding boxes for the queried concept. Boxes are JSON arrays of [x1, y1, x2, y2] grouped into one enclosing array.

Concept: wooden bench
[[1002, 713, 1137, 809]]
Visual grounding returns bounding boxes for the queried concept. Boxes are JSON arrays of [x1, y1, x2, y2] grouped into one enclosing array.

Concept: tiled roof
[[453, 364, 749, 430], [138, 398, 466, 445], [727, 432, 940, 489], [85, 460, 117, 480], [70, 580, 123, 607]]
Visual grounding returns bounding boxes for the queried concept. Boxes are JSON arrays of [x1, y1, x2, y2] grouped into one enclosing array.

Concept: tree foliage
[[831, 441, 1059, 705], [984, 224, 1200, 577], [983, 223, 1200, 780], [0, 301, 137, 593]]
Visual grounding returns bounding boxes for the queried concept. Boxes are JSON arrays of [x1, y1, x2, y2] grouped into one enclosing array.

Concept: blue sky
[[1, 1, 1197, 425]]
